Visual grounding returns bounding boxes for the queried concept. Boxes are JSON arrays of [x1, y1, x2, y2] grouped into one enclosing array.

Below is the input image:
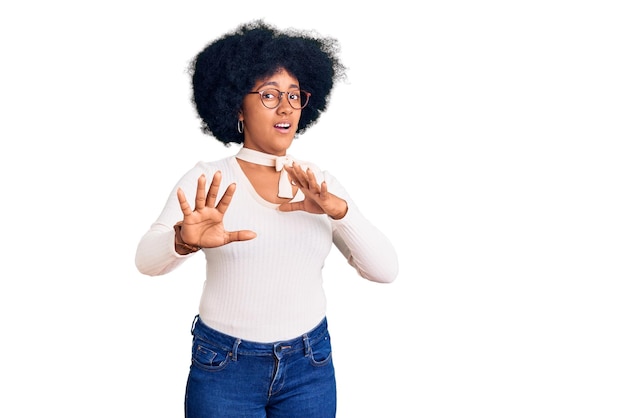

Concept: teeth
[[275, 123, 290, 128]]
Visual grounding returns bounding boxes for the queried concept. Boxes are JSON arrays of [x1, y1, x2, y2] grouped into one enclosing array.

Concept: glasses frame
[[247, 88, 311, 110]]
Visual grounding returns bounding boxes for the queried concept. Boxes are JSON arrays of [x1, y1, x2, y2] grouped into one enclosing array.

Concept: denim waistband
[[190, 315, 329, 357]]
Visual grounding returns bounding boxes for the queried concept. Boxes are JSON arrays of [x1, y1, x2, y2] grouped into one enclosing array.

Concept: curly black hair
[[189, 20, 346, 145]]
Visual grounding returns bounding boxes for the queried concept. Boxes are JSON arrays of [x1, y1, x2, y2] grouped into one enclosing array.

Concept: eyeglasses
[[247, 88, 311, 109]]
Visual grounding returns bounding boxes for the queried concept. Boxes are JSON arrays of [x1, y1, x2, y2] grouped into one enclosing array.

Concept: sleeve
[[134, 162, 214, 276], [324, 171, 399, 283]]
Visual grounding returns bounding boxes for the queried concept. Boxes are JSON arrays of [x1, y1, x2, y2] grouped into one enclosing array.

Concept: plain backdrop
[[1, 1, 625, 417]]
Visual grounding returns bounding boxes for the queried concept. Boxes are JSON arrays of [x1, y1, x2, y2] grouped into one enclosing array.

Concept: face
[[239, 69, 303, 156]]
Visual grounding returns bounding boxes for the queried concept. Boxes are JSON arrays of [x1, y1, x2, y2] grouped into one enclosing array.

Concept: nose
[[276, 93, 293, 114]]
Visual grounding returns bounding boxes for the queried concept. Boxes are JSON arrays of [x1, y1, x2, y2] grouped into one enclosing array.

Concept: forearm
[[323, 171, 398, 283], [331, 205, 399, 283], [135, 223, 190, 276]]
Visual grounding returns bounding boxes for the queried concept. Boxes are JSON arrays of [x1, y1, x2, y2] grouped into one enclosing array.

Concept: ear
[[238, 109, 243, 121]]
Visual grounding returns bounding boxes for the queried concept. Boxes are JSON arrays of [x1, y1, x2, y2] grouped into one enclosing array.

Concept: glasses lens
[[260, 89, 281, 108], [287, 90, 310, 109]]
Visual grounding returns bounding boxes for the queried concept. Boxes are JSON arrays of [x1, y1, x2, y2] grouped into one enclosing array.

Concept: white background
[[1, 1, 625, 417]]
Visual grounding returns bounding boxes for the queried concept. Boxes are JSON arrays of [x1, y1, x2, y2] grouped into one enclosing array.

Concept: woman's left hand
[[278, 162, 348, 219]]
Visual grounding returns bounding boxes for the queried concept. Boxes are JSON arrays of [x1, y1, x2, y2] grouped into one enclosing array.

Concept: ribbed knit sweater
[[135, 155, 398, 342]]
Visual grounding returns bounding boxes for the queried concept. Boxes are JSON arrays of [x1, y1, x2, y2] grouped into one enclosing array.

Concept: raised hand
[[278, 162, 348, 219], [176, 171, 257, 248]]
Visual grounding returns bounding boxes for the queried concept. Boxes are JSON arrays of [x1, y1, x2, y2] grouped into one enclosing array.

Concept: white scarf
[[236, 147, 297, 198]]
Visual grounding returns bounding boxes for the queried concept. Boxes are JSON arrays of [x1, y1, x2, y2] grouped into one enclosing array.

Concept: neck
[[235, 147, 296, 198]]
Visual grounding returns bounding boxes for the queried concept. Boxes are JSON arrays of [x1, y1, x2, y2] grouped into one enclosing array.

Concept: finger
[[305, 168, 320, 191], [291, 163, 309, 188], [177, 188, 193, 216], [284, 166, 299, 186], [195, 174, 207, 210], [284, 165, 297, 180], [278, 201, 305, 213], [215, 182, 237, 214], [320, 180, 328, 198], [205, 171, 222, 208], [225, 230, 257, 244]]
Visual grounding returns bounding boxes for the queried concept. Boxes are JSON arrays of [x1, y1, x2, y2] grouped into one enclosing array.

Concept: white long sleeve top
[[135, 155, 398, 342]]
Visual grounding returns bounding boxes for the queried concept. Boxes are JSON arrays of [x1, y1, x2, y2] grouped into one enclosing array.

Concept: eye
[[261, 90, 278, 100], [288, 91, 301, 100]]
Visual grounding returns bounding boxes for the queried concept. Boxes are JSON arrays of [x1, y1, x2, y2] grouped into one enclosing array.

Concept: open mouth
[[274, 122, 291, 131]]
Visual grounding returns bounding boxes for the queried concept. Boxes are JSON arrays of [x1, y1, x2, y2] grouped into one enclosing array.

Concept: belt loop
[[302, 333, 311, 357], [190, 315, 199, 335], [231, 338, 241, 361]]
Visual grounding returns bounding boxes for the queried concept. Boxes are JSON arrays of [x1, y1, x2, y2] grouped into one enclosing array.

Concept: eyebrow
[[257, 81, 300, 90]]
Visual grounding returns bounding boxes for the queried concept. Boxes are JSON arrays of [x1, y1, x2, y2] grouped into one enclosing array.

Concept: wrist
[[173, 222, 201, 254], [329, 201, 348, 220]]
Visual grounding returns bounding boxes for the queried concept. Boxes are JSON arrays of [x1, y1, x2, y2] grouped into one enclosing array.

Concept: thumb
[[278, 201, 305, 213], [227, 230, 257, 243]]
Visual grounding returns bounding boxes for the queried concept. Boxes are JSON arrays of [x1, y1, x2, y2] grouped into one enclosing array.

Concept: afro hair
[[189, 20, 346, 145]]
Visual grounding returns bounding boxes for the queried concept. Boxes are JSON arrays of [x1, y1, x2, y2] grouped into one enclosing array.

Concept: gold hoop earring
[[237, 120, 244, 134]]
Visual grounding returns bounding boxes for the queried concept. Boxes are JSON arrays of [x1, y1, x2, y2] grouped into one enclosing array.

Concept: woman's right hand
[[176, 171, 256, 248]]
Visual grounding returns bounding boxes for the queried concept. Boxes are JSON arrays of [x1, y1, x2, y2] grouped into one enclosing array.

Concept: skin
[[175, 68, 348, 251]]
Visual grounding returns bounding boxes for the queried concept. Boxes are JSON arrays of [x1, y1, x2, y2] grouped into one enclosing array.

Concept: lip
[[273, 121, 293, 133]]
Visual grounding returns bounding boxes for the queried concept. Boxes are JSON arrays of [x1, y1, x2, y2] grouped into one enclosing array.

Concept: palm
[[177, 172, 256, 247], [179, 205, 230, 248]]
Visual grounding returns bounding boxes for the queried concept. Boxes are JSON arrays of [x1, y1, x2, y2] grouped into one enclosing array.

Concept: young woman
[[135, 20, 398, 418]]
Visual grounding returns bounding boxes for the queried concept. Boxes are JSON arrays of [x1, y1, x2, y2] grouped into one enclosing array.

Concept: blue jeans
[[185, 315, 337, 418]]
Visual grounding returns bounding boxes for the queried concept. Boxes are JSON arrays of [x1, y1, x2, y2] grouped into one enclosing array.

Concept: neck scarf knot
[[236, 148, 296, 198]]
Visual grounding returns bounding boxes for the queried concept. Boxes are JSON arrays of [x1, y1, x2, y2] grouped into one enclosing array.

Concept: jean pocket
[[309, 334, 333, 367], [191, 339, 231, 371]]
